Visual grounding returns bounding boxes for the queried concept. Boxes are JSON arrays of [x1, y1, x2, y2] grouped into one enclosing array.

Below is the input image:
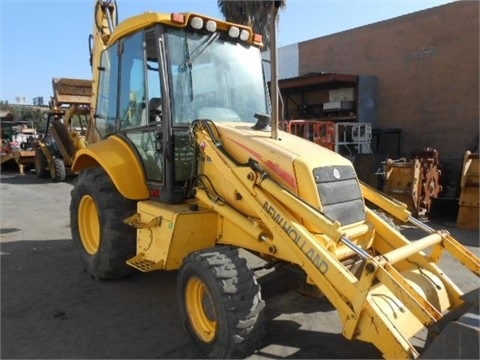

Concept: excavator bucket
[[52, 78, 92, 106]]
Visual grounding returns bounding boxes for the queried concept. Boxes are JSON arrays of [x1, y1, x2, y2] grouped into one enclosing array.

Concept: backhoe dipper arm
[[86, 0, 118, 144]]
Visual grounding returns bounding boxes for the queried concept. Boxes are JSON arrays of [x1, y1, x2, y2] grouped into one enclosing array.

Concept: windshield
[[165, 28, 270, 124]]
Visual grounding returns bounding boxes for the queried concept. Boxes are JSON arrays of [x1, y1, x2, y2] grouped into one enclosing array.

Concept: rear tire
[[34, 149, 49, 178], [178, 246, 265, 358], [50, 157, 66, 182], [70, 166, 137, 279]]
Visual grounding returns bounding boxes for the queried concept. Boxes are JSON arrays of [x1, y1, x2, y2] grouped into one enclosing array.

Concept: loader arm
[[193, 120, 480, 359], [361, 181, 480, 276]]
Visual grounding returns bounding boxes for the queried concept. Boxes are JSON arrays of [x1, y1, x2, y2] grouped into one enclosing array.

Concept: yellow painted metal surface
[[86, 6, 262, 144], [69, 130, 87, 151], [72, 135, 149, 200], [185, 277, 217, 343], [129, 200, 217, 271], [86, 1, 117, 144], [105, 119, 480, 358], [109, 12, 260, 48], [70, 3, 480, 356], [185, 120, 479, 359], [207, 124, 352, 212], [361, 182, 411, 222], [78, 194, 101, 255], [457, 151, 479, 230]]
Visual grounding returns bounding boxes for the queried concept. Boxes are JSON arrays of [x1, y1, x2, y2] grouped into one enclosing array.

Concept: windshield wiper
[[178, 32, 220, 72]]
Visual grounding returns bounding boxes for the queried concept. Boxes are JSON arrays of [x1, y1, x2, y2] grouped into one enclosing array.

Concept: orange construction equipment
[[287, 120, 335, 150]]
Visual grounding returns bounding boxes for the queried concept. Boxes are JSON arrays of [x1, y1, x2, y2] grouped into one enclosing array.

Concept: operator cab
[[93, 14, 269, 203]]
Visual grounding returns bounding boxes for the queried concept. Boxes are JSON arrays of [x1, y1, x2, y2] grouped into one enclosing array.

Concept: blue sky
[[1, 0, 455, 105]]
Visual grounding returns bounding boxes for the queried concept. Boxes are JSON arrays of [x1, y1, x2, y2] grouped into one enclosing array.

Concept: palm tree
[[217, 0, 286, 50]]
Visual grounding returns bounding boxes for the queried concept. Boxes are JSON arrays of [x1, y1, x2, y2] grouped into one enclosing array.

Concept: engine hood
[[215, 123, 351, 190]]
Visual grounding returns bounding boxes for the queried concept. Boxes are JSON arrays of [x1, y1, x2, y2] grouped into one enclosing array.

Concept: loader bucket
[[421, 289, 480, 359], [52, 78, 92, 106]]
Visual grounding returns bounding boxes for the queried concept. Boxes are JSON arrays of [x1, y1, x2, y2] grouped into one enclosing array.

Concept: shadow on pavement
[[257, 320, 380, 359], [1, 239, 193, 359], [0, 171, 75, 185], [1, 237, 383, 359]]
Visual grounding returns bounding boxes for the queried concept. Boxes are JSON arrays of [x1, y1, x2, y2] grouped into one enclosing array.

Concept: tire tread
[[180, 246, 265, 358]]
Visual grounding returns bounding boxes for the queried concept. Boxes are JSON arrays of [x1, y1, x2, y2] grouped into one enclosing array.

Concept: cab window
[[95, 43, 119, 138], [118, 32, 147, 129]]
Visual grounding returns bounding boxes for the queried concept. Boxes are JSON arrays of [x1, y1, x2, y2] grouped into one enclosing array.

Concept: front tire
[[70, 166, 137, 279], [50, 157, 66, 182], [178, 246, 265, 358]]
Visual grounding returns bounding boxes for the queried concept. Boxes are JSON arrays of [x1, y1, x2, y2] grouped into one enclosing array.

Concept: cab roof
[[109, 12, 263, 48]]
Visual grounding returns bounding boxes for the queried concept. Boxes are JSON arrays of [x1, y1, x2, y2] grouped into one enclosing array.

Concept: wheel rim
[[185, 276, 217, 343], [78, 195, 100, 255]]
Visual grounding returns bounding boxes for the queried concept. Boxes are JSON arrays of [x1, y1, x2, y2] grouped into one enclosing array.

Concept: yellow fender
[[72, 135, 149, 200]]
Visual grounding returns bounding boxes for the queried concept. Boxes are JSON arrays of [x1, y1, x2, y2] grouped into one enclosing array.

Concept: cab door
[[95, 27, 195, 204]]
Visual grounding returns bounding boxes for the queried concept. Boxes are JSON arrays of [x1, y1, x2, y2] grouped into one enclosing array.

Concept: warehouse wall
[[263, 43, 300, 81], [296, 1, 479, 159]]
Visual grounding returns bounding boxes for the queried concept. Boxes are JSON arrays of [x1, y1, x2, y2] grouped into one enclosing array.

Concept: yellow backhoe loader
[[35, 77, 92, 181], [70, 1, 479, 358]]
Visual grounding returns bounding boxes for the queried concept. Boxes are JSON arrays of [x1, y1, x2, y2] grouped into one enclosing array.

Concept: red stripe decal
[[229, 137, 298, 190]]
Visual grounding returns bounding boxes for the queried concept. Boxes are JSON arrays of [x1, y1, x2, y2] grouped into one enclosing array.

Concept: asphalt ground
[[1, 169, 479, 359]]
